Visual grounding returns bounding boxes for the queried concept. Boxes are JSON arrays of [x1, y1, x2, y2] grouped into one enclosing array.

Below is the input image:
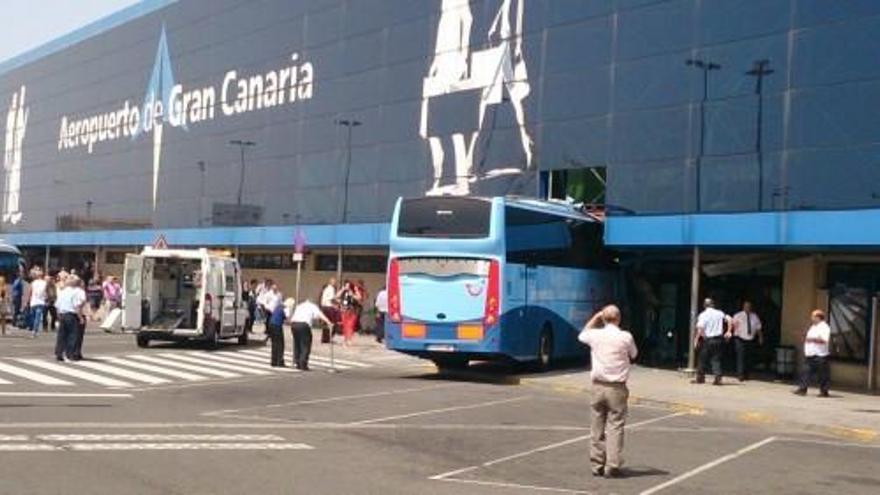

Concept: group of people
[[0, 268, 121, 338], [319, 277, 386, 346], [694, 298, 831, 397]]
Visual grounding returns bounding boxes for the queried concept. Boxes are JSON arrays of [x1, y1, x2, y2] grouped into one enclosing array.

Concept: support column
[[44, 246, 50, 271], [686, 246, 701, 372]]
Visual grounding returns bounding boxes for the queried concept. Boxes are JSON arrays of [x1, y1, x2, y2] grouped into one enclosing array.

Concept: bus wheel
[[136, 335, 150, 348], [433, 356, 468, 372], [536, 327, 553, 371], [237, 328, 248, 346]]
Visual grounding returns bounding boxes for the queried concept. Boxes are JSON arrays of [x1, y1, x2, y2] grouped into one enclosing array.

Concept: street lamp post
[[684, 58, 720, 374], [228, 140, 256, 206], [746, 59, 774, 211]]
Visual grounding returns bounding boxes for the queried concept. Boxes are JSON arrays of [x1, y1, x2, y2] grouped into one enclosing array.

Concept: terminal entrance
[[624, 252, 783, 372]]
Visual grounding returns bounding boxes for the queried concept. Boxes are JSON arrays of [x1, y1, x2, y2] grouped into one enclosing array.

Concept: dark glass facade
[[1, 0, 879, 235]]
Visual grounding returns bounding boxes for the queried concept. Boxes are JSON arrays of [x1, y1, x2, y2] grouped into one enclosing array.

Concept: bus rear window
[[398, 198, 491, 238]]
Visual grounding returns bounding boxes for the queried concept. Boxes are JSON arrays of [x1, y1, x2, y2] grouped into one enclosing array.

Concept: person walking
[[266, 296, 287, 367], [319, 277, 338, 344], [243, 279, 257, 334], [289, 298, 333, 371], [794, 309, 831, 397], [578, 305, 638, 479], [694, 298, 732, 386], [44, 274, 58, 332], [338, 280, 359, 346], [69, 277, 89, 360], [11, 272, 23, 327], [374, 286, 388, 343], [55, 276, 87, 362], [256, 281, 282, 334], [28, 267, 47, 339], [732, 300, 763, 381], [0, 276, 8, 336]]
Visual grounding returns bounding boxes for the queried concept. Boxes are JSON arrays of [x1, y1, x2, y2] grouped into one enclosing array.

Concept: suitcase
[[101, 308, 122, 332]]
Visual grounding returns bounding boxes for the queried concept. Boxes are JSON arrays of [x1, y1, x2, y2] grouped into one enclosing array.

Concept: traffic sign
[[152, 234, 169, 249]]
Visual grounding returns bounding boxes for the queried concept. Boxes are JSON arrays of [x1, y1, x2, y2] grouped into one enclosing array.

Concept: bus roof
[[502, 197, 604, 223], [0, 242, 22, 256]]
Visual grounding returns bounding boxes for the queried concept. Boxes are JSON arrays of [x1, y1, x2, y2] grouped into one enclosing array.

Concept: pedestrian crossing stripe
[[0, 349, 375, 390]]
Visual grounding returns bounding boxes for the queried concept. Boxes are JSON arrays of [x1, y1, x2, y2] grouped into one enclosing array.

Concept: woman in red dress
[[338, 280, 359, 346]]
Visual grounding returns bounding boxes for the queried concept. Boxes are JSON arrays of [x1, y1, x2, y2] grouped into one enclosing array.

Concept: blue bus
[[384, 196, 617, 370]]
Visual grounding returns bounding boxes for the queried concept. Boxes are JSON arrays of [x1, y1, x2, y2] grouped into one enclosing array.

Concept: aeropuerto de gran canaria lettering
[[57, 53, 314, 153]]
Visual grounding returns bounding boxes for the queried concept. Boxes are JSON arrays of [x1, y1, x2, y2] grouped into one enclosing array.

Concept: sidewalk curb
[[519, 377, 880, 445]]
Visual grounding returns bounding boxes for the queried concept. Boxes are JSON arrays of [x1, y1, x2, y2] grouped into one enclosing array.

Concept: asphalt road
[[0, 328, 878, 495]]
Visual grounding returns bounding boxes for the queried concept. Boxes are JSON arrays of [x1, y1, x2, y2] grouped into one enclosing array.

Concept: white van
[[122, 247, 249, 348]]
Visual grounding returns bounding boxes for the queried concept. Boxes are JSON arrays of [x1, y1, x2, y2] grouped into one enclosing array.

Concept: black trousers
[[267, 324, 285, 366], [798, 356, 830, 394], [55, 313, 79, 359], [697, 337, 724, 381], [71, 318, 86, 359], [292, 322, 312, 370], [44, 304, 58, 331], [735, 338, 755, 379]]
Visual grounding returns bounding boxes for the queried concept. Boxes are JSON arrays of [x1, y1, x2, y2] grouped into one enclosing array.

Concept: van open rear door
[[122, 254, 144, 329]]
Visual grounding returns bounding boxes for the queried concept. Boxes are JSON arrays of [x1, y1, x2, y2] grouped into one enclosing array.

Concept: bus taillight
[[483, 260, 500, 327], [388, 258, 402, 323]]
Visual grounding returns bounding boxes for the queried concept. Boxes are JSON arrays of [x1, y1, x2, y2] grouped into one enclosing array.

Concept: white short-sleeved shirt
[[374, 290, 388, 313], [257, 291, 282, 313], [56, 287, 86, 314], [29, 279, 47, 306], [320, 285, 336, 307], [290, 301, 325, 324], [732, 311, 762, 340], [804, 321, 831, 357], [697, 307, 727, 338], [578, 324, 638, 383]]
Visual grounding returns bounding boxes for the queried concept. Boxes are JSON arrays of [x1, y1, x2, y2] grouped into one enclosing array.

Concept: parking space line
[[776, 437, 880, 449], [639, 436, 777, 495], [435, 476, 593, 494], [0, 392, 132, 398], [351, 396, 530, 425]]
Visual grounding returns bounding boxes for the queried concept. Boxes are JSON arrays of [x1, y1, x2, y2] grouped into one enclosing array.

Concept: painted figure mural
[[3, 85, 27, 225]]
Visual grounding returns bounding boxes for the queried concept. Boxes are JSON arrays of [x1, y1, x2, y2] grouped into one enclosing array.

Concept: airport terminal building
[[1, 0, 879, 388]]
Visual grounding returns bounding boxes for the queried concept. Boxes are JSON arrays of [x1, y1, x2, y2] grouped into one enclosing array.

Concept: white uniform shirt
[[290, 301, 325, 324], [56, 286, 86, 314], [374, 290, 388, 313], [257, 290, 282, 313], [804, 321, 831, 357], [29, 279, 47, 306], [697, 307, 728, 338], [320, 285, 336, 307], [732, 311, 762, 340], [578, 324, 638, 383]]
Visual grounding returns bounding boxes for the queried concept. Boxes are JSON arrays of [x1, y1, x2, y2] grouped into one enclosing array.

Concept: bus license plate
[[427, 344, 455, 353]]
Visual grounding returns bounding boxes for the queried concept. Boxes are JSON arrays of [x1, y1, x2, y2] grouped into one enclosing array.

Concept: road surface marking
[[65, 442, 313, 451], [126, 355, 239, 378], [158, 353, 270, 375], [639, 436, 778, 495], [216, 350, 328, 370], [38, 434, 286, 442], [433, 477, 592, 494], [0, 443, 59, 451], [0, 361, 74, 386], [0, 376, 12, 384], [186, 352, 288, 372], [204, 383, 456, 417], [0, 392, 132, 398], [431, 412, 686, 480], [352, 396, 530, 425], [72, 361, 171, 385], [95, 356, 208, 381], [238, 349, 369, 368], [777, 436, 880, 449], [16, 359, 133, 388], [0, 435, 28, 441], [0, 421, 585, 432]]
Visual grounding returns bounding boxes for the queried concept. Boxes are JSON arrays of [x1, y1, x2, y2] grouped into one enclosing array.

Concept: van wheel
[[207, 322, 221, 349], [237, 328, 248, 346], [536, 326, 553, 372], [136, 335, 150, 348]]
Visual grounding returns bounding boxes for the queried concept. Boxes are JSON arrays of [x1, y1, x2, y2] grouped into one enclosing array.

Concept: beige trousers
[[590, 381, 629, 471]]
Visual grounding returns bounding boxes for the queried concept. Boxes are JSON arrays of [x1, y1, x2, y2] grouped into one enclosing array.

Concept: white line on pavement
[[125, 355, 239, 378], [38, 434, 286, 442], [95, 356, 208, 381], [433, 476, 593, 494], [0, 435, 29, 441], [776, 436, 880, 449], [430, 412, 686, 481], [65, 442, 314, 451], [352, 396, 530, 425], [203, 383, 456, 416], [0, 376, 12, 384], [638, 436, 778, 495], [239, 348, 373, 368], [0, 361, 74, 386], [159, 353, 270, 375], [0, 421, 585, 432], [72, 361, 171, 385], [16, 359, 133, 388], [0, 392, 132, 398], [0, 443, 59, 451], [187, 351, 292, 372]]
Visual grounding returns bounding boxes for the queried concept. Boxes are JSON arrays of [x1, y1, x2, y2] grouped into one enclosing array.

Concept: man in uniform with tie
[[732, 300, 763, 381]]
